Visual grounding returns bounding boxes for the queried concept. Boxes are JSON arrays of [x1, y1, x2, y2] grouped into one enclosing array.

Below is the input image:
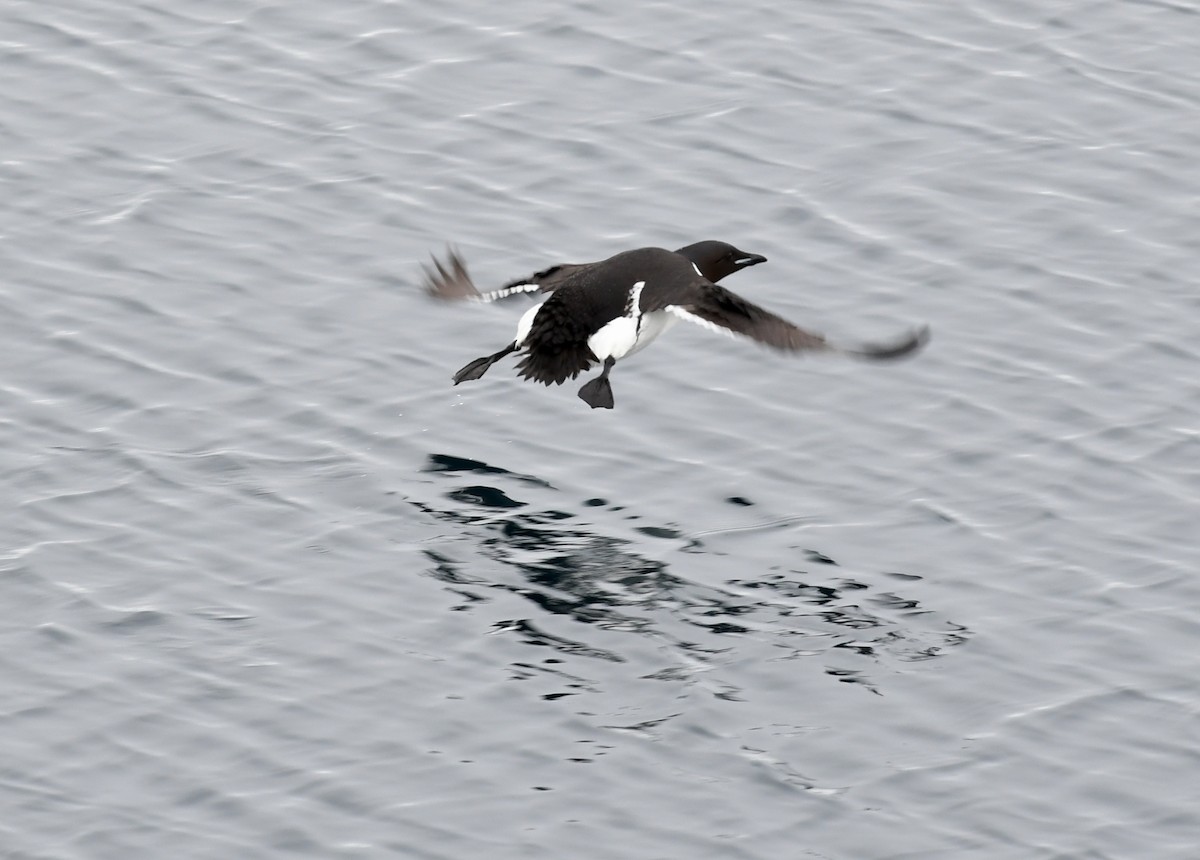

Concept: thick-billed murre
[[423, 241, 928, 409]]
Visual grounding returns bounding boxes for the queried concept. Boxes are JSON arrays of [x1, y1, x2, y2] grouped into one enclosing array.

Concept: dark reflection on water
[[416, 454, 971, 692], [424, 453, 552, 488]]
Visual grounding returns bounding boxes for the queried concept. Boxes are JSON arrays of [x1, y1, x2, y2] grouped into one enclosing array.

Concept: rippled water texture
[[3, 0, 1199, 857]]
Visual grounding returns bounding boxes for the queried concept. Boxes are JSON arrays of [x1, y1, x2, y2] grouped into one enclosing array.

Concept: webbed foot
[[453, 342, 517, 384], [577, 357, 616, 409]]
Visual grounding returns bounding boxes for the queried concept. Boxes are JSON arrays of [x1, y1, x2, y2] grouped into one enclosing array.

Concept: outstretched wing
[[662, 283, 833, 352], [662, 282, 929, 360], [422, 248, 591, 303]]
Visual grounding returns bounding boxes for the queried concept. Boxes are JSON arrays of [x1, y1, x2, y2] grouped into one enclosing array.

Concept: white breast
[[587, 281, 673, 361], [588, 282, 644, 360]]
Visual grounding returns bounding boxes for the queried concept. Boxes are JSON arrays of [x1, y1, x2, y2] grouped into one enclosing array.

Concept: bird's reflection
[[417, 453, 970, 692]]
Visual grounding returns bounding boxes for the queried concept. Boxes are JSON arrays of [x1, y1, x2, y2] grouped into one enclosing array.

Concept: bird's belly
[[588, 309, 678, 361], [625, 310, 678, 358]]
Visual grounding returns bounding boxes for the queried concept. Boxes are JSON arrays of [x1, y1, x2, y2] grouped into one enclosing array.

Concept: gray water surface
[[3, 1, 1199, 858]]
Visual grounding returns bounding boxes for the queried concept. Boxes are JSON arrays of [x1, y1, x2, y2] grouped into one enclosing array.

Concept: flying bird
[[423, 241, 928, 409]]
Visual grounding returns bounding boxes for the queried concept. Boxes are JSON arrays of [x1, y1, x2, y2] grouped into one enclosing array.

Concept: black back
[[515, 248, 696, 384]]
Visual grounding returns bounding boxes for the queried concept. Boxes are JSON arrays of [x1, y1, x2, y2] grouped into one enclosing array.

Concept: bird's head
[[675, 240, 767, 283]]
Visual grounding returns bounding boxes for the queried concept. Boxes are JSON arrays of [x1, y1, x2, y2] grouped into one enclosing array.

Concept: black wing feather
[[659, 282, 929, 360], [514, 276, 633, 385]]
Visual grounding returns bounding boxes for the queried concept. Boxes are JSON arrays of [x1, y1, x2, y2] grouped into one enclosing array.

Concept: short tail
[[422, 247, 479, 300]]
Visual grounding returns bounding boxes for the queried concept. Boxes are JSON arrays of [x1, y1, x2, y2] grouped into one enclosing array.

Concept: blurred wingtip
[[845, 324, 931, 361], [422, 245, 480, 300]]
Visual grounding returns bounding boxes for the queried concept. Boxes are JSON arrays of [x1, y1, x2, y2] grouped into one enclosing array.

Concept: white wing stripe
[[666, 305, 738, 339], [472, 283, 542, 303], [626, 281, 645, 318]]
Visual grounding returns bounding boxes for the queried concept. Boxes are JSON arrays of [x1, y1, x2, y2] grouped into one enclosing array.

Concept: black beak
[[735, 253, 767, 268]]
